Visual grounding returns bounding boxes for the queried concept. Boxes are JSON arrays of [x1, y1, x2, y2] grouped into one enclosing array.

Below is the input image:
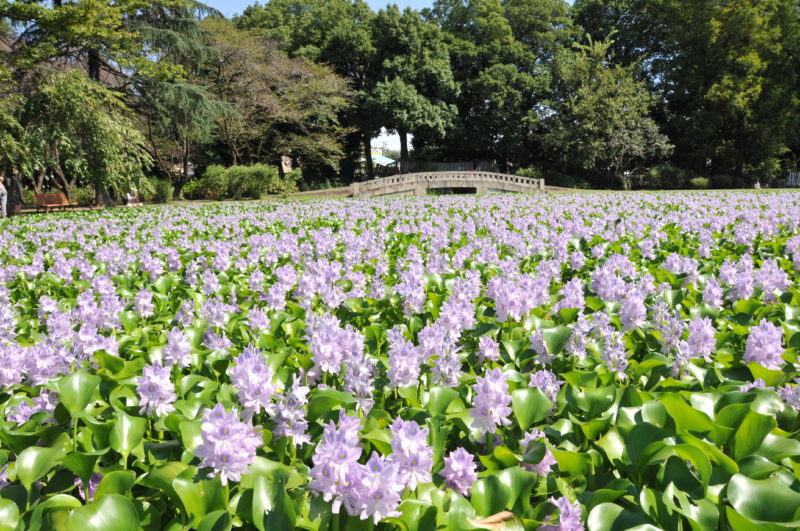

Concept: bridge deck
[[350, 171, 544, 198]]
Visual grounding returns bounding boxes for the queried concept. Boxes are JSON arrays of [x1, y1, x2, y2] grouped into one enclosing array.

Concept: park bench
[[34, 192, 78, 212]]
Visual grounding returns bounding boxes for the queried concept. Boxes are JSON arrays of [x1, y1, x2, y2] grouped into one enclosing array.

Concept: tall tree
[[543, 39, 672, 188], [427, 0, 550, 170], [367, 6, 458, 161], [202, 18, 352, 175], [23, 71, 152, 201]]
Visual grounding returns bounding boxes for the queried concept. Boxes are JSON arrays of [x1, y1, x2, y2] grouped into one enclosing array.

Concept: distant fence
[[400, 159, 498, 174], [789, 172, 800, 187]]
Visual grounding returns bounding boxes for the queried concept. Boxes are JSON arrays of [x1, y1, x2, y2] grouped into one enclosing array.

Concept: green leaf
[[197, 510, 232, 531], [252, 472, 296, 530], [511, 388, 552, 431], [61, 451, 103, 484], [424, 386, 460, 417], [587, 503, 659, 531], [109, 409, 147, 464], [307, 389, 356, 421], [730, 409, 777, 461], [66, 494, 140, 531], [0, 499, 20, 531], [58, 371, 101, 417], [726, 473, 800, 524], [94, 470, 136, 498], [16, 442, 69, 491], [541, 325, 572, 355], [659, 393, 713, 434]]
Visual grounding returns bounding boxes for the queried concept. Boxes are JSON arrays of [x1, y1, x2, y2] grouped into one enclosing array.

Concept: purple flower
[[554, 278, 585, 312], [541, 496, 584, 531], [75, 473, 103, 502], [195, 404, 262, 485], [530, 330, 554, 366], [478, 335, 500, 363], [272, 374, 310, 446], [389, 418, 433, 490], [441, 447, 478, 496], [778, 378, 800, 410], [530, 370, 563, 404], [687, 317, 716, 362], [620, 290, 646, 331], [136, 362, 176, 416], [469, 368, 512, 435], [603, 335, 628, 380], [163, 327, 192, 367], [756, 259, 789, 302], [228, 345, 277, 418], [134, 289, 155, 317], [520, 429, 556, 476], [744, 320, 784, 370], [701, 278, 722, 308], [387, 327, 423, 388]]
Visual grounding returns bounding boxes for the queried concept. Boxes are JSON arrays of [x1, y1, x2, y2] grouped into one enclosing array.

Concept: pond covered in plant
[[1, 192, 800, 530]]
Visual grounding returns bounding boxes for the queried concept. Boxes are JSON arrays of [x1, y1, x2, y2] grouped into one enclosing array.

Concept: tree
[[427, 0, 551, 169], [202, 18, 352, 175], [367, 6, 458, 161], [543, 39, 672, 188], [22, 71, 152, 201]]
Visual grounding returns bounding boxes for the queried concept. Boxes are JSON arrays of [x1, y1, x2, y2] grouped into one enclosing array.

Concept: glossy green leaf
[[58, 371, 101, 417], [424, 386, 460, 417], [66, 494, 140, 531], [727, 473, 800, 524], [511, 388, 552, 431], [109, 409, 147, 464]]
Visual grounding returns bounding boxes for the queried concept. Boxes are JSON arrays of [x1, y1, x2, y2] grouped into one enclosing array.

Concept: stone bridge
[[349, 171, 545, 198]]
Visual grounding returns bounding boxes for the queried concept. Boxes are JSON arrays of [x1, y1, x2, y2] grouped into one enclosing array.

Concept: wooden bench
[[34, 192, 78, 212]]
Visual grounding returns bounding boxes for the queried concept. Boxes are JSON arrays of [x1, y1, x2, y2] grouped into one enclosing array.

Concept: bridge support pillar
[[475, 183, 489, 194], [413, 185, 427, 196]]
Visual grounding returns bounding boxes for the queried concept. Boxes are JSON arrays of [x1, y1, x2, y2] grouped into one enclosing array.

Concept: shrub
[[711, 174, 733, 188], [74, 186, 95, 205], [661, 167, 689, 189], [153, 180, 174, 203], [22, 189, 34, 205], [689, 177, 711, 189], [183, 164, 296, 200]]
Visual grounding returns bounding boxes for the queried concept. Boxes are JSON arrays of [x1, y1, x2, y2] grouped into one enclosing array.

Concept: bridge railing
[[351, 171, 544, 195]]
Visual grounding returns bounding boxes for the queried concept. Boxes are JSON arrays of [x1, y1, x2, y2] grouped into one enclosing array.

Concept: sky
[[205, 0, 434, 18]]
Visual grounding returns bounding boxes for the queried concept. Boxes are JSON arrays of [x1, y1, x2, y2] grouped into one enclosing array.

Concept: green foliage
[[543, 38, 673, 189], [23, 71, 152, 198], [184, 164, 297, 200], [74, 186, 96, 206], [153, 179, 174, 204], [689, 177, 711, 189]]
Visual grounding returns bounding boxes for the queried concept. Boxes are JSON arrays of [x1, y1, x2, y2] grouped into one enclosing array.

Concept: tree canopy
[[1, 0, 799, 193]]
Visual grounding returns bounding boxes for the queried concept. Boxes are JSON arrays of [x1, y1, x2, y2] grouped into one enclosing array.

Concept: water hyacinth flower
[[477, 335, 500, 363], [687, 316, 716, 362], [228, 345, 277, 418], [530, 370, 563, 404], [441, 447, 478, 496], [195, 404, 262, 485], [162, 327, 192, 367], [74, 473, 103, 502], [540, 497, 584, 531], [470, 368, 512, 436], [388, 418, 433, 490], [272, 374, 311, 446], [744, 320, 785, 370], [778, 379, 800, 410], [520, 429, 556, 476], [136, 362, 177, 416]]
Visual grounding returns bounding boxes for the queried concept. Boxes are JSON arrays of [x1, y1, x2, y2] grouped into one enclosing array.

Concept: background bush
[[183, 164, 297, 200], [153, 180, 174, 203], [689, 177, 711, 189]]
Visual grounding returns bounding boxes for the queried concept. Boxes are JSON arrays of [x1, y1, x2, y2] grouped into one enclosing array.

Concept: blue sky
[[205, 0, 434, 18]]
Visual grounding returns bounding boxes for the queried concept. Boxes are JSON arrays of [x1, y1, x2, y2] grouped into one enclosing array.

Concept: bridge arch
[[350, 171, 545, 198]]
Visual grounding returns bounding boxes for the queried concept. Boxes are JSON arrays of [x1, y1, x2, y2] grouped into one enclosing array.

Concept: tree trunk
[[51, 164, 76, 203], [7, 173, 23, 216], [363, 136, 374, 180], [88, 49, 101, 82], [95, 184, 114, 208], [34, 169, 45, 193], [399, 128, 409, 163]]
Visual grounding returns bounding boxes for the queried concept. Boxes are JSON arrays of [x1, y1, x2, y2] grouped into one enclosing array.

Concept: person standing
[[0, 174, 7, 218]]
